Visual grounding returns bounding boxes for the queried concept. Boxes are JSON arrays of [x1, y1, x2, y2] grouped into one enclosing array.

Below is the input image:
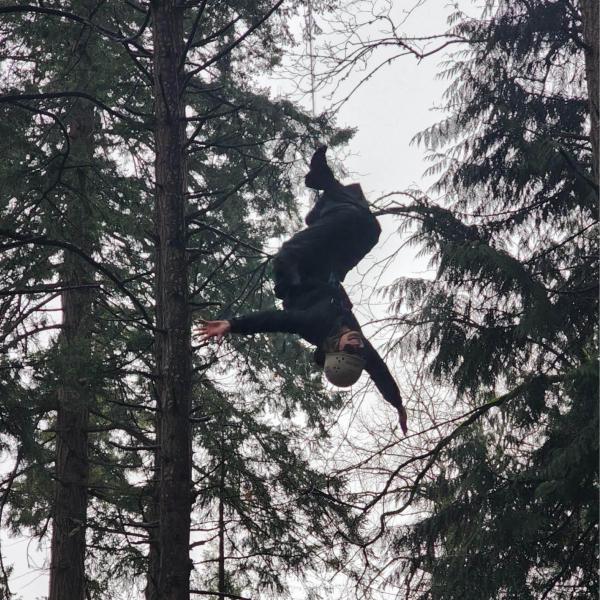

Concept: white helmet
[[323, 352, 366, 387]]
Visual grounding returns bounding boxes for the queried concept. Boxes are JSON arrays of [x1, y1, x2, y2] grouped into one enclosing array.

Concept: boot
[[305, 145, 336, 190]]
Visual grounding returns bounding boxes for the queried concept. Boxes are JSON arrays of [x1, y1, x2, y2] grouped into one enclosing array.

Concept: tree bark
[[151, 2, 193, 599], [145, 425, 160, 600], [48, 75, 95, 600], [580, 0, 599, 185], [218, 459, 226, 595]]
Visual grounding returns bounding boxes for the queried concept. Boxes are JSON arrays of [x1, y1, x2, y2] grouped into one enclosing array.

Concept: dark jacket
[[229, 283, 403, 412]]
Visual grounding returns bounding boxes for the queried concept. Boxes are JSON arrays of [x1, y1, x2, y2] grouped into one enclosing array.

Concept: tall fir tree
[[0, 1, 362, 598], [369, 1, 599, 598]]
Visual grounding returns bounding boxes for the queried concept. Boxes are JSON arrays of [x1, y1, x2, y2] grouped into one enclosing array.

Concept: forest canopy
[[0, 1, 597, 599]]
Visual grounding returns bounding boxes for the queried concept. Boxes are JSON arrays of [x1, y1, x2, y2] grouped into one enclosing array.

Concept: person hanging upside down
[[196, 281, 408, 434], [273, 145, 382, 301]]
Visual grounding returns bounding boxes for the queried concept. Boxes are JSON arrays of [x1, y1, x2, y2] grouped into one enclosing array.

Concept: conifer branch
[[0, 5, 151, 44], [0, 91, 150, 124], [0, 229, 154, 328], [183, 0, 285, 85], [361, 373, 564, 547]]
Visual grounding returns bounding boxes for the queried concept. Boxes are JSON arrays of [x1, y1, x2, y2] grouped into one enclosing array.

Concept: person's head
[[321, 326, 366, 387]]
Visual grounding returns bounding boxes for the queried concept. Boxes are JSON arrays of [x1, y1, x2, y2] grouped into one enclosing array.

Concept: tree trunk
[[218, 460, 226, 595], [145, 425, 160, 600], [151, 2, 193, 599], [581, 0, 599, 185], [48, 95, 95, 600], [47, 7, 98, 595]]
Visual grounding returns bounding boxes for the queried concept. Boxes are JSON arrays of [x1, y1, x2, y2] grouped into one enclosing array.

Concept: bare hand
[[398, 404, 408, 436], [195, 319, 231, 343]]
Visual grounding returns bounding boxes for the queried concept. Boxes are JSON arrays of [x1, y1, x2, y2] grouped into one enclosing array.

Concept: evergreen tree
[[370, 1, 599, 598], [0, 1, 361, 597]]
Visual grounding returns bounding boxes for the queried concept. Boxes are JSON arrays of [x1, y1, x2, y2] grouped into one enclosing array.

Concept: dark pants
[[273, 207, 381, 299]]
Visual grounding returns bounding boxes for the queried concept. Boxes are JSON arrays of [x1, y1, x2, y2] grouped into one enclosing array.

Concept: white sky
[[5, 2, 467, 598]]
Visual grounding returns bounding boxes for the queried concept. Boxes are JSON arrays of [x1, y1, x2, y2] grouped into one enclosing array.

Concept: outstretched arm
[[197, 307, 317, 344], [362, 339, 408, 435], [228, 308, 313, 337]]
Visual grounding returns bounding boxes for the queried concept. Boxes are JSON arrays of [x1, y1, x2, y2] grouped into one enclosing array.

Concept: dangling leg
[[272, 214, 344, 300], [328, 211, 382, 282], [273, 251, 302, 300]]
